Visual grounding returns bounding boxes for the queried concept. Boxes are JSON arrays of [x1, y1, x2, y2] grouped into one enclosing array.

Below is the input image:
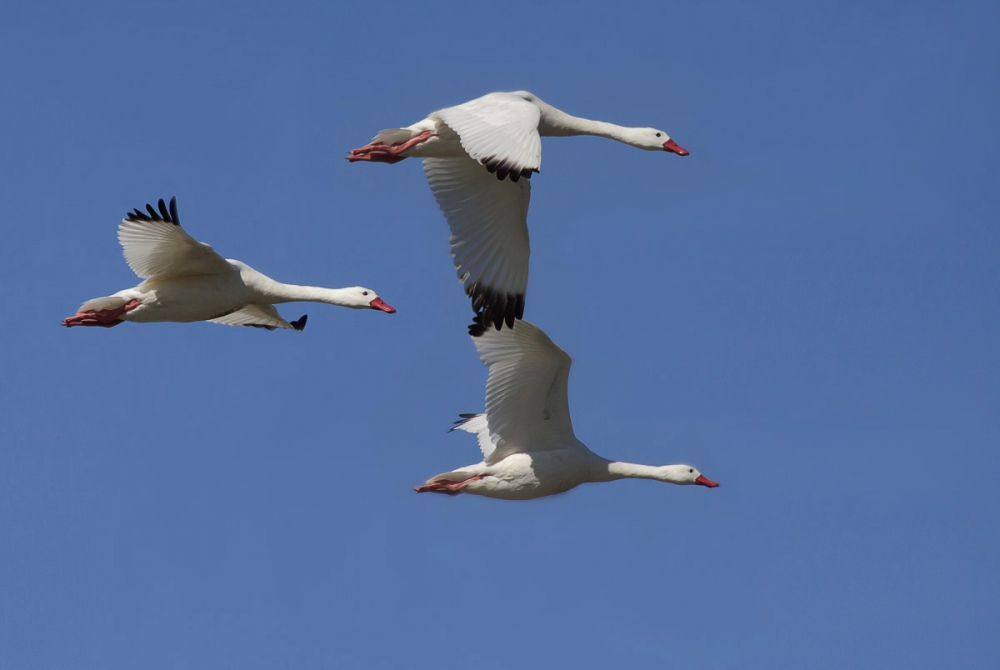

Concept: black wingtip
[[480, 157, 537, 183], [290, 315, 308, 331], [463, 284, 525, 331], [507, 167, 538, 182], [125, 196, 179, 225], [468, 315, 488, 338]]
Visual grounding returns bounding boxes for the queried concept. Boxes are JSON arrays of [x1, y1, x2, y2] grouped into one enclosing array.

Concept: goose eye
[[688, 468, 693, 473], [363, 291, 369, 296], [656, 132, 662, 137]]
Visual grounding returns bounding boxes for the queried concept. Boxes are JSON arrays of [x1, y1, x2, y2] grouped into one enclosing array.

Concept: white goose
[[416, 318, 718, 500], [348, 91, 689, 331], [63, 197, 396, 330]]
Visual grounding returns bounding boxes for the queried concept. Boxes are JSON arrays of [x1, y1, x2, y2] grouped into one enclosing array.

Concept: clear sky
[[1, 1, 998, 668]]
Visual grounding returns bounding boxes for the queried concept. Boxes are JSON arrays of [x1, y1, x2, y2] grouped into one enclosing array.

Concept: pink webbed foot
[[62, 299, 141, 328], [414, 474, 487, 496], [347, 130, 435, 164]]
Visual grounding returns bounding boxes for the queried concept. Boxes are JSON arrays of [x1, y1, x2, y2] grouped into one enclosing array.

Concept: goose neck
[[603, 461, 667, 482], [260, 282, 351, 307], [532, 100, 633, 141]]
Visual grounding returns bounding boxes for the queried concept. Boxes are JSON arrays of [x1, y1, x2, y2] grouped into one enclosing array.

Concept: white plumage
[[417, 319, 718, 500], [63, 198, 396, 331], [349, 91, 689, 331]]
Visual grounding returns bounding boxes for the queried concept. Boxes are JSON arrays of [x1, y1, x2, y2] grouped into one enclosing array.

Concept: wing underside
[[117, 197, 233, 279], [469, 318, 576, 463], [423, 156, 531, 330]]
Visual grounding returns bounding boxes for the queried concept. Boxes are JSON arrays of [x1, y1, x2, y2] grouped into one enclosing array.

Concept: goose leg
[[347, 130, 435, 164], [414, 474, 487, 495], [62, 299, 141, 328]]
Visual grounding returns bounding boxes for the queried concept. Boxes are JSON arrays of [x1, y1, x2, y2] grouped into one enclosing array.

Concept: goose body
[[63, 198, 396, 330], [348, 91, 688, 331], [416, 318, 718, 501]]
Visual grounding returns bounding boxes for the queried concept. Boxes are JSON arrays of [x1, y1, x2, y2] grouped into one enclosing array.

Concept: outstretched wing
[[431, 92, 542, 181], [208, 304, 307, 331], [423, 157, 530, 331], [469, 317, 576, 464], [117, 197, 233, 279]]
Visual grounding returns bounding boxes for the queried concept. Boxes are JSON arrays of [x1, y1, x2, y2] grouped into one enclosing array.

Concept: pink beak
[[369, 297, 396, 313], [663, 139, 689, 156], [695, 474, 719, 488]]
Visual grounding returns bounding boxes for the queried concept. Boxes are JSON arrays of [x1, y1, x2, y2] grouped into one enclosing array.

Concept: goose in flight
[[348, 91, 688, 330], [416, 318, 718, 500], [62, 197, 396, 331]]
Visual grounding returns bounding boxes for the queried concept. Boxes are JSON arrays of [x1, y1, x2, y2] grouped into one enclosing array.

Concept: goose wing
[[423, 156, 530, 330], [431, 92, 542, 181], [208, 304, 307, 331], [469, 317, 577, 464], [117, 197, 233, 279]]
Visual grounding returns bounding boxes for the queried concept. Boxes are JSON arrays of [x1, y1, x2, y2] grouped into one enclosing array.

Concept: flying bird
[[63, 197, 396, 331], [416, 318, 718, 500], [348, 91, 688, 330]]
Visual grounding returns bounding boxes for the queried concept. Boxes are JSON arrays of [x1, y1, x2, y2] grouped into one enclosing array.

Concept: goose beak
[[663, 139, 689, 156], [369, 297, 396, 313], [695, 475, 719, 488]]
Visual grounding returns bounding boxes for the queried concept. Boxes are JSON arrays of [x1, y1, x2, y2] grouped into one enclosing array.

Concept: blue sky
[[1, 0, 998, 668]]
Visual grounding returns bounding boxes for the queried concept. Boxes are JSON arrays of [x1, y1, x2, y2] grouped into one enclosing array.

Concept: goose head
[[626, 128, 689, 156], [346, 287, 396, 313], [660, 465, 718, 487]]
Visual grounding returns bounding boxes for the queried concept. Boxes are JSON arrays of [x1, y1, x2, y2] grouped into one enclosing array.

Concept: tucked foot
[[414, 474, 487, 495], [347, 130, 434, 164], [62, 299, 141, 328]]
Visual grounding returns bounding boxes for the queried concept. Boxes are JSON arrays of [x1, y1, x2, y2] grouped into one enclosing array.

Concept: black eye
[[688, 468, 693, 473], [656, 132, 662, 137], [363, 291, 369, 296]]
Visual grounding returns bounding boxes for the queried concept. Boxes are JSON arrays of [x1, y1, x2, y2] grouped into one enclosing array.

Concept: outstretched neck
[[522, 92, 637, 142], [232, 263, 364, 308], [602, 461, 669, 482], [257, 281, 355, 307], [548, 115, 635, 143]]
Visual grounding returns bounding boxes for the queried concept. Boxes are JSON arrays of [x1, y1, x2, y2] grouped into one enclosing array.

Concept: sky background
[[1, 1, 998, 668]]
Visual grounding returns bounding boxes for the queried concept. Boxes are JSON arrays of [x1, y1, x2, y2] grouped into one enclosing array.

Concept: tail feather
[[448, 412, 495, 459], [372, 128, 416, 145], [415, 471, 488, 495], [450, 413, 487, 434], [77, 295, 130, 313], [423, 470, 473, 485]]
